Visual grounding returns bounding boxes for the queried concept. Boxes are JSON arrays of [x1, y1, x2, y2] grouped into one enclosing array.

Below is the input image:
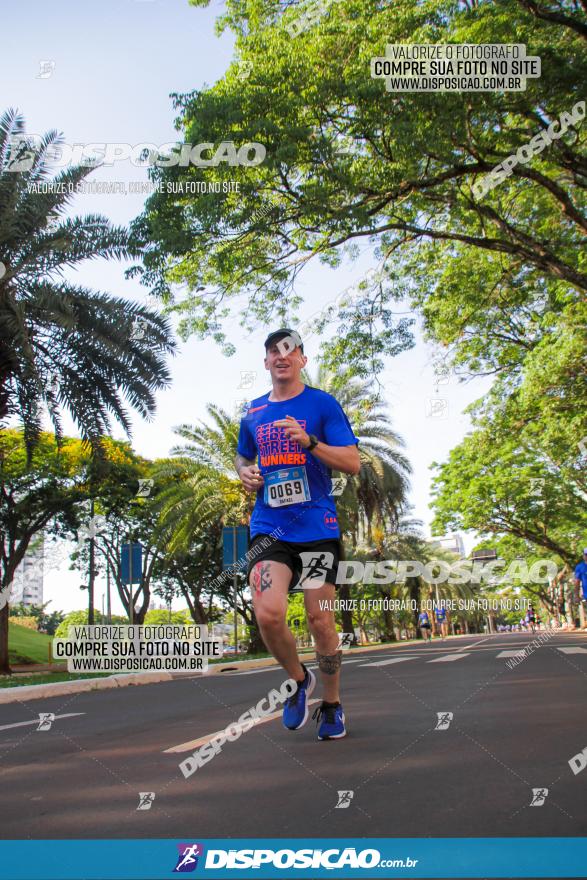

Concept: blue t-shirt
[[418, 612, 430, 625], [435, 608, 447, 621], [575, 560, 587, 598], [237, 385, 358, 541]]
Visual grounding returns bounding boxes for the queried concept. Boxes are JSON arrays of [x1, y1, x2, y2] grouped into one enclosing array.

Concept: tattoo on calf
[[252, 562, 272, 594], [317, 650, 342, 675]]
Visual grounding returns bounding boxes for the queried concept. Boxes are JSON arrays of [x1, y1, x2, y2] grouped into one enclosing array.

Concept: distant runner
[[435, 606, 449, 639], [418, 610, 432, 642], [236, 329, 360, 740]]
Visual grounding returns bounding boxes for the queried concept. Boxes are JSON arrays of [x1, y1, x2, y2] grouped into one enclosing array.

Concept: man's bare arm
[[310, 442, 361, 475], [235, 453, 255, 476], [235, 453, 264, 491]]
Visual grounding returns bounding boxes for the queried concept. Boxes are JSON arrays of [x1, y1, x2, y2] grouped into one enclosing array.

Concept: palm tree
[[302, 364, 412, 543], [153, 405, 259, 644], [302, 364, 412, 640], [154, 405, 249, 554], [0, 109, 175, 458]]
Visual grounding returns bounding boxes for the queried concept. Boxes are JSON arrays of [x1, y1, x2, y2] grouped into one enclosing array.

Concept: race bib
[[264, 467, 311, 508]]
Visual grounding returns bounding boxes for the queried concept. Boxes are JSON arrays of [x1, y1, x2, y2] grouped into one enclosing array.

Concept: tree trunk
[[0, 602, 10, 674], [180, 584, 209, 625], [246, 622, 267, 654], [134, 586, 150, 624], [380, 594, 396, 641]]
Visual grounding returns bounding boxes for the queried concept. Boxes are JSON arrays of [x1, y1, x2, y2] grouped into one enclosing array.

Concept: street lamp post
[[88, 498, 95, 625], [106, 560, 112, 625]]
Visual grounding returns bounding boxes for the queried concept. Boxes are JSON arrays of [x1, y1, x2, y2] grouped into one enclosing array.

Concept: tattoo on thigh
[[252, 562, 272, 594], [317, 651, 342, 675]]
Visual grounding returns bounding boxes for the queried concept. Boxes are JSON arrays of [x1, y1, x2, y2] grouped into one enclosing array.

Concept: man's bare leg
[[250, 560, 305, 682], [304, 583, 341, 703]]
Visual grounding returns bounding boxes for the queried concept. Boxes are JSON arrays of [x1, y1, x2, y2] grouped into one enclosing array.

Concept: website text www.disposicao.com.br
[[201, 848, 418, 870]]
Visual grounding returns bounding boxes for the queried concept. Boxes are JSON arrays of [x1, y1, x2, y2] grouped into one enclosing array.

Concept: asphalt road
[[1, 631, 586, 847]]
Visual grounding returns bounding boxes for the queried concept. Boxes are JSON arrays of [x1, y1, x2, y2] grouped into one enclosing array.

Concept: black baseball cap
[[264, 328, 304, 353]]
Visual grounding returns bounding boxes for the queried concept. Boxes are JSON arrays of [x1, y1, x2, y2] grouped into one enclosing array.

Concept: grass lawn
[[8, 621, 57, 665]]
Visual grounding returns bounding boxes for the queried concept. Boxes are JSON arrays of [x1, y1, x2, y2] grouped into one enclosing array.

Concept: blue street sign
[[121, 542, 142, 585], [222, 526, 249, 569]]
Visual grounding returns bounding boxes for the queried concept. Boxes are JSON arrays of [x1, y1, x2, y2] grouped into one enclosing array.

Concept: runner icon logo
[[335, 790, 354, 808], [136, 479, 154, 498], [136, 792, 155, 811], [530, 788, 548, 806], [298, 551, 334, 589], [435, 712, 453, 731], [173, 844, 204, 873], [338, 632, 354, 650], [329, 476, 347, 496], [37, 713, 55, 731]]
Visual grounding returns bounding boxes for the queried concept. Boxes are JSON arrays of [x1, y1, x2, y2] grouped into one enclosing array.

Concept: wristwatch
[[306, 434, 319, 451]]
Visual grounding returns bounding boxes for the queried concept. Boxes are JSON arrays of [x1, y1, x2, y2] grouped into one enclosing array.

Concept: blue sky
[[2, 0, 492, 613]]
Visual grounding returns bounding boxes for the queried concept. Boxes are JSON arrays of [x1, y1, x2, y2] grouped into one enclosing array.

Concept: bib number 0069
[[269, 480, 303, 501]]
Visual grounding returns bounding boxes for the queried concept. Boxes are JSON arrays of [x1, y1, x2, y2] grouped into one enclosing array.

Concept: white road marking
[[428, 654, 471, 663], [164, 699, 321, 754], [497, 651, 527, 658], [457, 637, 491, 652], [0, 712, 85, 732], [359, 656, 419, 667], [557, 647, 587, 654]]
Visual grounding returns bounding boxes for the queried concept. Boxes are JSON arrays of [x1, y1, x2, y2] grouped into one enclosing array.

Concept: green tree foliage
[[143, 608, 193, 626], [0, 430, 148, 672], [430, 403, 586, 568], [128, 0, 585, 382], [9, 601, 65, 635], [0, 109, 176, 459]]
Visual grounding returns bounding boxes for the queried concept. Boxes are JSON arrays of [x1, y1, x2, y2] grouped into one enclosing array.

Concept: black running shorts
[[247, 533, 342, 592]]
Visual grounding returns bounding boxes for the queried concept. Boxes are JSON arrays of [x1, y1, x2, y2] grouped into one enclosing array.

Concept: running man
[[236, 329, 360, 740], [418, 610, 432, 642], [435, 605, 449, 639]]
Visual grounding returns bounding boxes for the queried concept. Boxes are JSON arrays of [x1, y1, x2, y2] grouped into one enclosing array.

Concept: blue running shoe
[[312, 701, 346, 740], [283, 666, 316, 730]]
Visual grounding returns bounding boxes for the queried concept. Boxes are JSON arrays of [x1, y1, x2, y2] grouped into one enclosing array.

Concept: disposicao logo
[[173, 843, 204, 872]]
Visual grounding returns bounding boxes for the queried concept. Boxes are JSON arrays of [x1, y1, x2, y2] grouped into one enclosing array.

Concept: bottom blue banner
[[0, 838, 586, 879]]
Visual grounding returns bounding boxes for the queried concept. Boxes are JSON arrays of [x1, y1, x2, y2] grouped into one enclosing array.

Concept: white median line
[[0, 712, 85, 732], [359, 656, 419, 667], [164, 699, 321, 754], [557, 647, 587, 654], [497, 651, 527, 658], [428, 654, 471, 663]]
